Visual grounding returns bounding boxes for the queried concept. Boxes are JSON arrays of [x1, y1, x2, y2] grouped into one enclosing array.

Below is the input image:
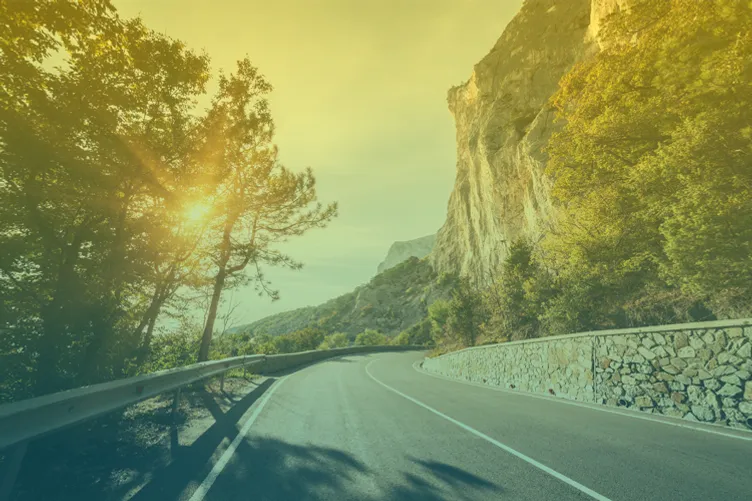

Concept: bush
[[318, 332, 349, 349], [354, 329, 389, 346], [392, 318, 434, 347]]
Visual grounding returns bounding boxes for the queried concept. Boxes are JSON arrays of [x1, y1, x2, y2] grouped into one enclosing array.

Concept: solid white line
[[188, 376, 289, 501], [365, 360, 612, 501], [411, 360, 752, 442]]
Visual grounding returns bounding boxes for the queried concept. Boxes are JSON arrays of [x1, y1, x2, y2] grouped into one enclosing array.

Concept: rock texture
[[425, 337, 594, 402], [431, 0, 635, 280], [377, 234, 436, 274], [422, 321, 752, 430]]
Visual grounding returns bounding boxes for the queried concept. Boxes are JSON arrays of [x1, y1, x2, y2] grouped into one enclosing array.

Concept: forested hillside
[[233, 257, 454, 338]]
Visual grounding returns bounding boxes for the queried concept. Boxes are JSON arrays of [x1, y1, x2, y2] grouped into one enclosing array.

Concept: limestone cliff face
[[377, 234, 436, 274], [431, 0, 628, 281]]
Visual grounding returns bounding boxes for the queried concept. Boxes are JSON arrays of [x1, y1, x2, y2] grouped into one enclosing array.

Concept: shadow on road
[[126, 378, 275, 501], [201, 436, 504, 501]]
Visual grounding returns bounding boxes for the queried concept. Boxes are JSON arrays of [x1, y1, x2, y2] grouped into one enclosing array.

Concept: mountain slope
[[234, 257, 453, 338]]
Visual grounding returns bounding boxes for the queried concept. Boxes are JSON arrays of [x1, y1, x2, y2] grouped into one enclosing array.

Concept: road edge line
[[365, 360, 612, 501], [188, 375, 289, 501]]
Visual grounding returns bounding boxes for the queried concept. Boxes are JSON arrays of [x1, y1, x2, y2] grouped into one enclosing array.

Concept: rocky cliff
[[377, 234, 436, 274], [431, 0, 630, 281]]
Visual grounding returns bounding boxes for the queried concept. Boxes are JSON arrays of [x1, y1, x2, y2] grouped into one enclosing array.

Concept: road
[[132, 351, 752, 501]]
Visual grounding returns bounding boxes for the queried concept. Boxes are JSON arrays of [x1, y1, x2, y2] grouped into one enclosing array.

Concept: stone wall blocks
[[678, 346, 696, 358], [718, 384, 743, 397], [691, 405, 716, 422], [674, 332, 688, 349], [737, 342, 751, 359], [721, 374, 742, 386], [653, 333, 667, 346], [738, 401, 752, 415]]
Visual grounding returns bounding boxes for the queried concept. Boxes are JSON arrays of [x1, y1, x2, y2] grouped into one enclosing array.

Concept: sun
[[183, 201, 211, 225]]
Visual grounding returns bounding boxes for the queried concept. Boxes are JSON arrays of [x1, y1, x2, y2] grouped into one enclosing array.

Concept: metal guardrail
[[0, 344, 424, 500], [0, 354, 265, 450], [0, 345, 423, 451]]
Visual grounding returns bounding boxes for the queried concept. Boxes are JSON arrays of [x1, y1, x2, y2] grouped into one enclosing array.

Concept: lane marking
[[188, 376, 289, 501], [411, 360, 752, 442], [365, 360, 612, 501]]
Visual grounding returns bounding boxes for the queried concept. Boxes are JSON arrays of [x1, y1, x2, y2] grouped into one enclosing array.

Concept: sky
[[114, 0, 522, 327]]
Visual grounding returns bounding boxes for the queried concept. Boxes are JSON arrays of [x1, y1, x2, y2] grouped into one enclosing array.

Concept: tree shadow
[[8, 373, 505, 501], [125, 379, 275, 501], [410, 458, 501, 491], [202, 437, 505, 501], [7, 378, 274, 501]]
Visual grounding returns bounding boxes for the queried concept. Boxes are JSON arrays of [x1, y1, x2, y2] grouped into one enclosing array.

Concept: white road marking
[[411, 360, 752, 442], [365, 360, 613, 501], [188, 376, 289, 501]]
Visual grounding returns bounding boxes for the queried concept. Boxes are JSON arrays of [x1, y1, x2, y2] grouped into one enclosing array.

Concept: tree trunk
[[198, 209, 239, 362], [35, 228, 86, 394], [79, 197, 131, 383], [198, 268, 226, 361]]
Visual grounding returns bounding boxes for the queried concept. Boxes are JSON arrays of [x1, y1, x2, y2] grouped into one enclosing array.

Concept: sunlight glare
[[183, 201, 211, 225]]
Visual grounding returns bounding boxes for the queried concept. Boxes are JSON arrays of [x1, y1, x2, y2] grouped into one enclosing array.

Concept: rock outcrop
[[431, 0, 632, 281], [377, 234, 436, 274]]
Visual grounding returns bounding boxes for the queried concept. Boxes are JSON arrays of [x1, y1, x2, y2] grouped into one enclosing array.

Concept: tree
[[354, 329, 388, 346], [482, 240, 555, 341], [393, 319, 433, 346], [195, 59, 337, 361], [0, 1, 211, 394], [319, 332, 349, 349], [545, 0, 752, 322], [446, 279, 486, 347]]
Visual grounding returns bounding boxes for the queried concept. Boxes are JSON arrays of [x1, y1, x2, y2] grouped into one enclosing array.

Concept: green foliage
[[482, 240, 557, 341], [318, 332, 349, 350], [446, 278, 487, 347], [0, 1, 334, 400], [392, 318, 434, 347], [195, 60, 337, 360], [140, 329, 201, 374], [427, 299, 451, 339], [545, 0, 752, 323], [354, 329, 389, 346]]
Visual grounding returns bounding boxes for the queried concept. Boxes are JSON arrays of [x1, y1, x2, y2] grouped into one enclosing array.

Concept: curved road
[[145, 351, 751, 501]]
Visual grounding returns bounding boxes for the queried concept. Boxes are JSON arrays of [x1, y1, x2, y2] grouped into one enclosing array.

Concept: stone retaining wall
[[422, 319, 752, 430]]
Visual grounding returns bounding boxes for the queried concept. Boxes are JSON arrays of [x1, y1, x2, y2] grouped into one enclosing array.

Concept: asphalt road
[[134, 351, 752, 501]]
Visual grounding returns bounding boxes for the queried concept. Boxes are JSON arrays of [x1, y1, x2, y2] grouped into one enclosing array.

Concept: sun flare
[[183, 201, 211, 225]]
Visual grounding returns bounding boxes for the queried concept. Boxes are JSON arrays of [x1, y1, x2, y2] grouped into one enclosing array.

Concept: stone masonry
[[422, 320, 752, 430]]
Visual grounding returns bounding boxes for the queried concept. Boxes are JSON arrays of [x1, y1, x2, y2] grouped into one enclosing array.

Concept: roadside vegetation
[[417, 0, 752, 354], [0, 1, 336, 402]]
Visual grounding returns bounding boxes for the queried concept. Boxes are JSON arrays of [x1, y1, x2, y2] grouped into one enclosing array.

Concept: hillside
[[233, 257, 454, 338]]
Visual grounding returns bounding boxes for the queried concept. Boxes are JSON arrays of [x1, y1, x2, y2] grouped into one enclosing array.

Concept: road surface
[[131, 351, 752, 501]]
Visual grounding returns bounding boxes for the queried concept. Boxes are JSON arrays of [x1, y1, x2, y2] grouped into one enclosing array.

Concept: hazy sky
[[115, 0, 522, 327]]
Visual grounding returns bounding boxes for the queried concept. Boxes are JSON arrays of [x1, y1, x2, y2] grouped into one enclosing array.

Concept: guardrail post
[[219, 372, 225, 393], [171, 388, 182, 423], [0, 440, 28, 501]]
